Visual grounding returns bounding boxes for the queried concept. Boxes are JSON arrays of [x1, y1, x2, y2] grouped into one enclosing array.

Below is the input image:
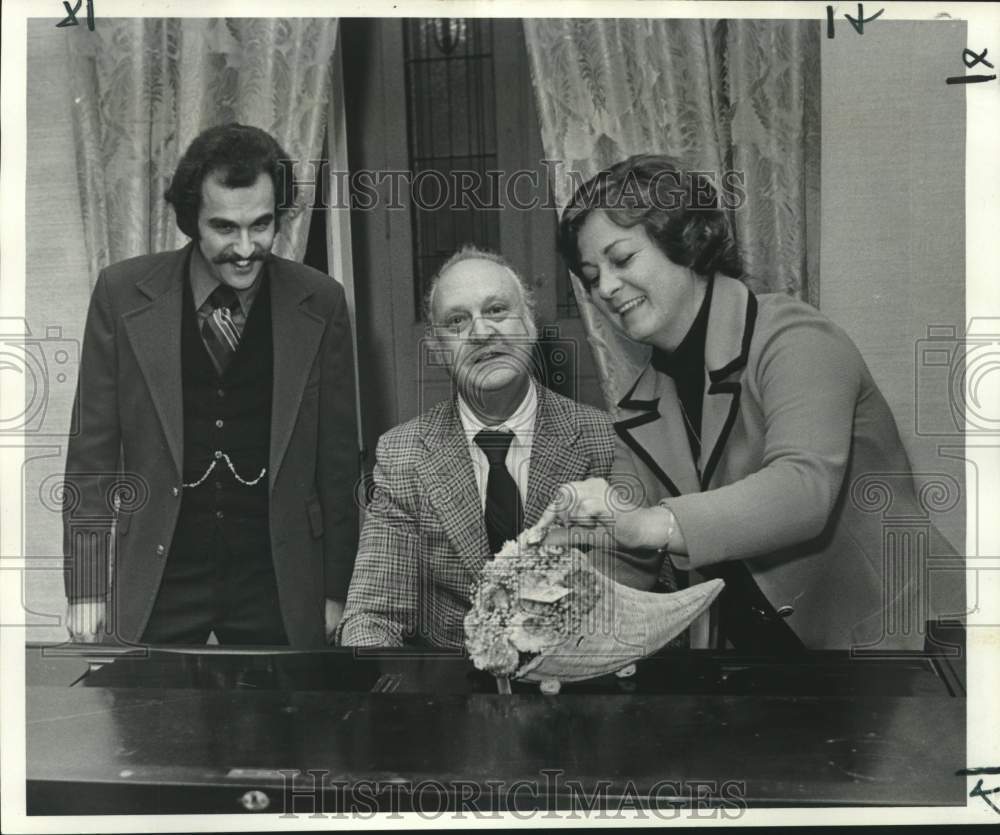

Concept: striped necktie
[[202, 285, 242, 375]]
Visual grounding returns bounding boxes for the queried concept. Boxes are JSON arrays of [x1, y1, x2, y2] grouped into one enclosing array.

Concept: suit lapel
[[413, 387, 592, 573], [415, 402, 490, 576], [698, 278, 757, 489], [613, 276, 757, 495], [524, 387, 591, 525], [121, 245, 191, 476], [268, 257, 326, 490], [614, 368, 699, 497]]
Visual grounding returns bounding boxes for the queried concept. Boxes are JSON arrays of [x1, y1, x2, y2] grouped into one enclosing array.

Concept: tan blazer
[[613, 276, 962, 650]]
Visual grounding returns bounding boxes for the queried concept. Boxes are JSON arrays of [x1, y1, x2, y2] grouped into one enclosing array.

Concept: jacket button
[[155, 545, 165, 556], [171, 487, 180, 497], [215, 510, 225, 520], [214, 450, 222, 459], [215, 419, 224, 429]]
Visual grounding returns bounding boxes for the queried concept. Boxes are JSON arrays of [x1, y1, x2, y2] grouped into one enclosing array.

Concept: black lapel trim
[[700, 382, 741, 491], [617, 373, 658, 412], [613, 410, 682, 498], [710, 291, 758, 383], [701, 292, 758, 489]]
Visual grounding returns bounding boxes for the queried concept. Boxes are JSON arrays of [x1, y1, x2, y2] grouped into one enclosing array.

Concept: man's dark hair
[[164, 123, 295, 239]]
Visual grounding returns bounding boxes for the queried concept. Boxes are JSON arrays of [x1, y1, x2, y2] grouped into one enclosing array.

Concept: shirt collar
[[189, 246, 263, 316], [457, 378, 538, 445]]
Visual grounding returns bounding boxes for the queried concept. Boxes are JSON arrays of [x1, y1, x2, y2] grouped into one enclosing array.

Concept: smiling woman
[[575, 210, 706, 353], [544, 154, 964, 653]]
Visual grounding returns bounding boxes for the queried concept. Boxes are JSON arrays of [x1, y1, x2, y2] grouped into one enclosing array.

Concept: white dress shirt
[[457, 380, 538, 512]]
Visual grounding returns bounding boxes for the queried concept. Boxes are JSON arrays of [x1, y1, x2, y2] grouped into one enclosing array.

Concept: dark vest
[[179, 273, 273, 533]]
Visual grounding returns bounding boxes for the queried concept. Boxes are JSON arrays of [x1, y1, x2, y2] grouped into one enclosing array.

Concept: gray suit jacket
[[337, 386, 616, 648], [614, 275, 963, 650], [63, 243, 359, 647]]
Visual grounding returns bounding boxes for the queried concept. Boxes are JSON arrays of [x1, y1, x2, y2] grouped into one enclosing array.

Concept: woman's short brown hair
[[557, 154, 743, 283]]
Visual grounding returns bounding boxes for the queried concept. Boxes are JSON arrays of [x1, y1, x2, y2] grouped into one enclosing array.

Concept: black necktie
[[201, 285, 241, 374], [474, 429, 524, 554]]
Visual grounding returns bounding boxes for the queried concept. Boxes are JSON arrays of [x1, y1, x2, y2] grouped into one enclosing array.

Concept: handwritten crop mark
[[956, 767, 1000, 815], [970, 779, 1000, 815], [947, 46, 997, 85], [827, 4, 885, 39], [55, 0, 95, 32]]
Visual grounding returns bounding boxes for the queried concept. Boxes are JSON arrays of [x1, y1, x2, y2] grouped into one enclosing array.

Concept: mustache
[[213, 248, 267, 265]]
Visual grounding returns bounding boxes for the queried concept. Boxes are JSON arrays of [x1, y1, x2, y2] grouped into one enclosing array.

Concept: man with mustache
[[338, 246, 624, 648], [63, 124, 359, 647]]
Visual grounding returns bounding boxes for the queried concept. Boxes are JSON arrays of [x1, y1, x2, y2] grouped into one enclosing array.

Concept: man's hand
[[66, 600, 106, 643], [324, 598, 345, 643]]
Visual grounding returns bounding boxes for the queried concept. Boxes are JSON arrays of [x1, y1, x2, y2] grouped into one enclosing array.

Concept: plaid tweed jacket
[[337, 385, 617, 648]]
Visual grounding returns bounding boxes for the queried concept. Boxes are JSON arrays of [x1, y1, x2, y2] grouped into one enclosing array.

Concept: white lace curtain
[[523, 19, 821, 411], [68, 18, 339, 285]]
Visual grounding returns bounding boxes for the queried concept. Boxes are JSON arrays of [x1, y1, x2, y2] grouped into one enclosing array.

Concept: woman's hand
[[536, 477, 670, 551]]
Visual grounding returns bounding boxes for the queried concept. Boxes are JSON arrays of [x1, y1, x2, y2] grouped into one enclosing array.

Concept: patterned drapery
[[523, 19, 821, 412], [68, 18, 338, 284]]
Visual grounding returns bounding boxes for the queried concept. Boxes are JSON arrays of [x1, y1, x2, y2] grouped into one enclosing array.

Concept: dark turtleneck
[[650, 277, 715, 464], [648, 277, 805, 654]]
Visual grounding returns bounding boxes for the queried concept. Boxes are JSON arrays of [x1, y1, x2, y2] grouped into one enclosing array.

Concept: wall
[[23, 21, 91, 640], [820, 20, 966, 552]]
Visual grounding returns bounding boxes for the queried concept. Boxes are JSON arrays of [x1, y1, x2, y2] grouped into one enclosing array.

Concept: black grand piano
[[26, 633, 967, 816]]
